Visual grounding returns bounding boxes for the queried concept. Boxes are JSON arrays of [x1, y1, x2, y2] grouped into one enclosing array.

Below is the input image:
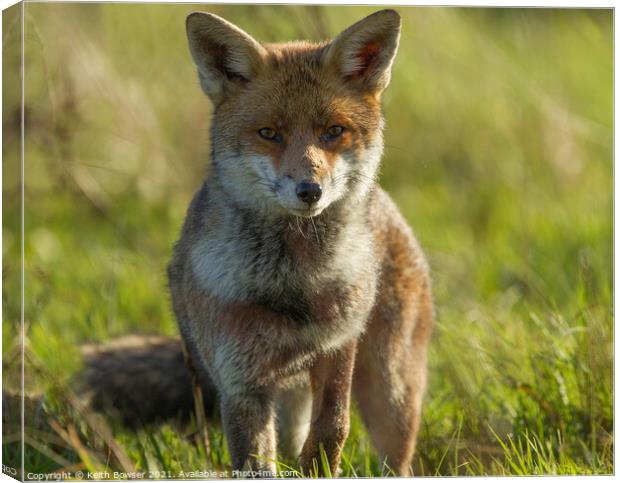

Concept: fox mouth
[[288, 206, 324, 218]]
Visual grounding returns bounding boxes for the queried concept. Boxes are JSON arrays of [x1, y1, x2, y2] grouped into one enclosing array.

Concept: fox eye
[[323, 125, 345, 141], [258, 128, 281, 142]]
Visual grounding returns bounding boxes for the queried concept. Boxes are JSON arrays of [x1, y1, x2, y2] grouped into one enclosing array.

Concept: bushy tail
[[78, 335, 216, 427]]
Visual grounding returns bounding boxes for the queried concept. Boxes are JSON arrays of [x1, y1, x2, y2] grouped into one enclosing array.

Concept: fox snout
[[273, 147, 338, 216], [275, 173, 330, 217]]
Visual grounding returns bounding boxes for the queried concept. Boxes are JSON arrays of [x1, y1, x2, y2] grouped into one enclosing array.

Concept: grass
[[2, 3, 613, 478]]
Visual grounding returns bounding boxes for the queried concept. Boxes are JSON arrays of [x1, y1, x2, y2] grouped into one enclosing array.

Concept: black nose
[[296, 181, 322, 204]]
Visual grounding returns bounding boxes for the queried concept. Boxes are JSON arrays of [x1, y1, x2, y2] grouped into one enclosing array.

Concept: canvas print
[[2, 2, 613, 479]]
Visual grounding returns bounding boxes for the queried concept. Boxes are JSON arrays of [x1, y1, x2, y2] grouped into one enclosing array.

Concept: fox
[[83, 9, 434, 477]]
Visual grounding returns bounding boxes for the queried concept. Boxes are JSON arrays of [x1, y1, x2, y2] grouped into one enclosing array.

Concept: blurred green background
[[2, 3, 613, 477]]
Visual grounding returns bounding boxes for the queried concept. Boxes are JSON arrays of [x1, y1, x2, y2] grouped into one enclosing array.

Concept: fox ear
[[324, 9, 401, 94], [186, 12, 266, 102]]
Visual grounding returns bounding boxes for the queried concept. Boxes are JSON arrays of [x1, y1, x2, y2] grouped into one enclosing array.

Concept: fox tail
[[78, 335, 216, 427]]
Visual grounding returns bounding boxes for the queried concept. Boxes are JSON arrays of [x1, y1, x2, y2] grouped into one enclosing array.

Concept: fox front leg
[[220, 391, 277, 477], [299, 341, 357, 476]]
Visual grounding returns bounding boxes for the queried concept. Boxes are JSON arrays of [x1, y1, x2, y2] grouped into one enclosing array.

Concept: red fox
[[84, 9, 434, 477]]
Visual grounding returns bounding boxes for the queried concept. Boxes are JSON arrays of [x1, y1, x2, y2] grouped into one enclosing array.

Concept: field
[[2, 3, 613, 478]]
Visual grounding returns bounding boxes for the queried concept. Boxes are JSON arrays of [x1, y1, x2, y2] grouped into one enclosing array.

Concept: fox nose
[[296, 181, 322, 204]]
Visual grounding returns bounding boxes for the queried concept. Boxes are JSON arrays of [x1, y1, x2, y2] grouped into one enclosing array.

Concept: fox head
[[186, 10, 401, 218]]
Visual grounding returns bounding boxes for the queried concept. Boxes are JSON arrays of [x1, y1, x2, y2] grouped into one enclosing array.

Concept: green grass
[[3, 4, 612, 478]]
